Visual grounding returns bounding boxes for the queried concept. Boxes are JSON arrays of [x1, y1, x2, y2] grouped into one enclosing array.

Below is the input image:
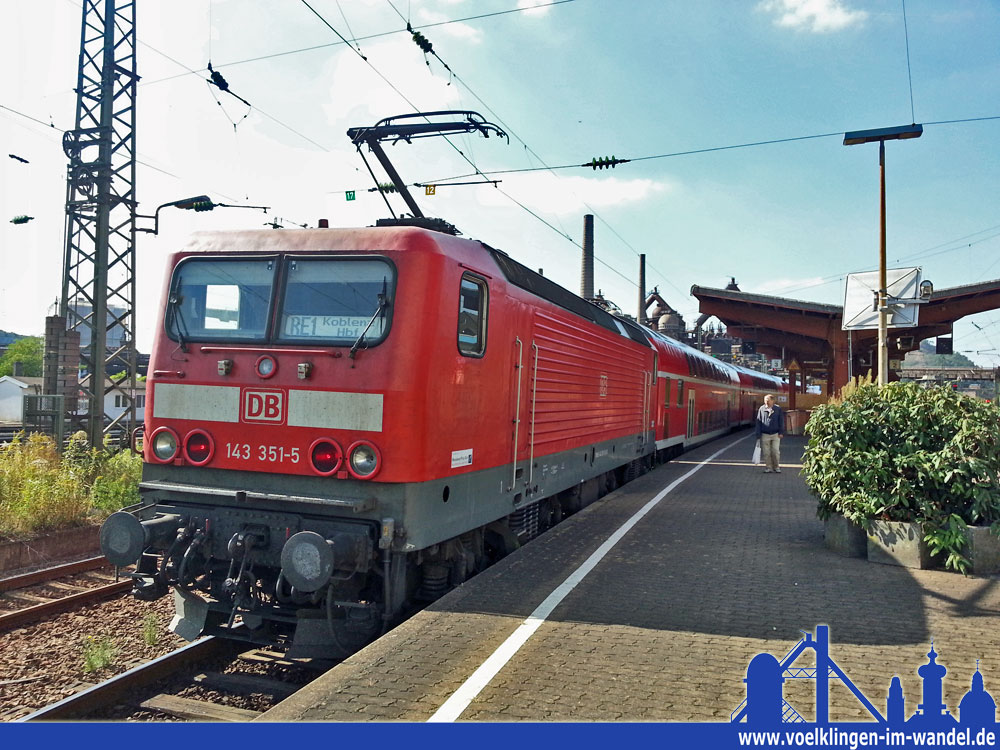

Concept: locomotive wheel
[[327, 604, 383, 657]]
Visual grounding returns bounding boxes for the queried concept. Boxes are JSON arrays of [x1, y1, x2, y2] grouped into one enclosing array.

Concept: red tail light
[[309, 438, 343, 475], [184, 430, 214, 465]]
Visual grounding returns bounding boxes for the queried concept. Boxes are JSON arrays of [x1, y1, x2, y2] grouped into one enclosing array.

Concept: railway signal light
[[170, 195, 214, 211], [176, 199, 215, 212]]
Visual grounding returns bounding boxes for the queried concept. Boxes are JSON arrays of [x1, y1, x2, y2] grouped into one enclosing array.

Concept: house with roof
[[0, 375, 44, 422]]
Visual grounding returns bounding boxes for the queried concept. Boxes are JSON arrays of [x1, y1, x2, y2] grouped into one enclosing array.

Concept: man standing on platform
[[755, 394, 785, 474]]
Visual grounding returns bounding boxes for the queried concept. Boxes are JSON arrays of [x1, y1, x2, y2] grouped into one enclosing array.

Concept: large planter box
[[785, 410, 810, 436], [867, 520, 938, 569], [965, 526, 1000, 576], [824, 514, 867, 558]]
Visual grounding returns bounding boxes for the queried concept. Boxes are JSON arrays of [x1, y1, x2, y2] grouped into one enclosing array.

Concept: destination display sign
[[282, 315, 380, 339]]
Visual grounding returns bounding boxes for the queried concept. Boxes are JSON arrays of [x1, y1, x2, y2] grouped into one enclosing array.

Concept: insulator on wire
[[587, 155, 630, 170], [207, 61, 230, 92], [10, 215, 34, 224], [406, 22, 434, 56]]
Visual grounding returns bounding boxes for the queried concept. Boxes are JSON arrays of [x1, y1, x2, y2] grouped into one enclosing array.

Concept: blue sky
[[2, 0, 998, 362]]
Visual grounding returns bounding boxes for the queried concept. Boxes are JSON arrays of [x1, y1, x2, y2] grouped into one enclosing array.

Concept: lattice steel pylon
[[60, 0, 138, 448]]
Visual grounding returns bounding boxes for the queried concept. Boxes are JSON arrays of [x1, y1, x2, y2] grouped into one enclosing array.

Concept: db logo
[[242, 389, 285, 423]]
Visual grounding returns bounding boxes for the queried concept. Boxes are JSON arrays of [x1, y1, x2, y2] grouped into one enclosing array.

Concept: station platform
[[259, 431, 1000, 723]]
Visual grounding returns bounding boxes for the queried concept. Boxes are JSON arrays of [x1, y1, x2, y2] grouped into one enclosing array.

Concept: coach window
[[458, 274, 488, 357], [677, 379, 684, 407], [663, 378, 671, 408]]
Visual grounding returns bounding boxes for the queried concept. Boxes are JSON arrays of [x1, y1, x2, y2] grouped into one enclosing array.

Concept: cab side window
[[458, 275, 488, 357]]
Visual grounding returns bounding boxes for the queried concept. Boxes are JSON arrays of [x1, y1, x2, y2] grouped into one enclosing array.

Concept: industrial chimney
[[638, 253, 646, 324], [580, 214, 594, 300]]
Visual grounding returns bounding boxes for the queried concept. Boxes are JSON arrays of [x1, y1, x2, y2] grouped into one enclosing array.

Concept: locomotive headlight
[[347, 441, 380, 479], [150, 428, 179, 462], [255, 355, 277, 379]]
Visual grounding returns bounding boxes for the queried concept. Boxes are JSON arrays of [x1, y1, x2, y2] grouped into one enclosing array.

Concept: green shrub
[[0, 432, 142, 538], [802, 381, 1000, 573], [90, 449, 143, 515], [142, 613, 160, 647], [82, 635, 117, 673]]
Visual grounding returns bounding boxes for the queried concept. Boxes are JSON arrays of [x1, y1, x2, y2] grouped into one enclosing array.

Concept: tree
[[0, 336, 43, 377], [902, 340, 976, 369]]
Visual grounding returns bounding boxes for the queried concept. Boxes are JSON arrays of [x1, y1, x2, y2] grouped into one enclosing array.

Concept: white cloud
[[758, 0, 868, 33], [416, 10, 483, 43], [473, 172, 668, 217], [320, 38, 462, 128], [517, 0, 553, 17]]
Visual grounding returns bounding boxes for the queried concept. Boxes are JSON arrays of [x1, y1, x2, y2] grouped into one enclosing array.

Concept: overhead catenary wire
[[902, 0, 916, 124], [384, 0, 682, 299], [138, 0, 578, 87], [770, 224, 1000, 297], [23, 3, 1000, 331], [299, 1, 640, 292]]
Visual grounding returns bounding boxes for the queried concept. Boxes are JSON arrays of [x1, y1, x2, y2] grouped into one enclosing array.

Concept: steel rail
[[19, 637, 233, 721], [0, 556, 109, 592], [0, 580, 132, 631]]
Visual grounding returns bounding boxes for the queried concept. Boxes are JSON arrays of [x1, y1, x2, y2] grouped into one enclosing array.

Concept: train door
[[641, 354, 656, 445], [507, 336, 526, 491], [686, 387, 696, 439], [658, 375, 670, 441]]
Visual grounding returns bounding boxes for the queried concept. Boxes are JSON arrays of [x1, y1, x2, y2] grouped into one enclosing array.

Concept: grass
[[142, 613, 160, 647], [0, 431, 142, 539], [81, 635, 117, 673]]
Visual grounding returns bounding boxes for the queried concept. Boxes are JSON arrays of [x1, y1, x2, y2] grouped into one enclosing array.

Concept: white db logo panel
[[242, 389, 285, 424]]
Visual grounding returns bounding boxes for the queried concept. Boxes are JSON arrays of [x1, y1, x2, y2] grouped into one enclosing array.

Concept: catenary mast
[[60, 0, 138, 447]]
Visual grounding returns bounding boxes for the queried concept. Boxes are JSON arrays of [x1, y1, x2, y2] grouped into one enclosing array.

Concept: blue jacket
[[755, 404, 785, 437]]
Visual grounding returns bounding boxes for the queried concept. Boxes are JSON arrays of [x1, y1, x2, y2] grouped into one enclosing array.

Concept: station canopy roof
[[690, 279, 1000, 391]]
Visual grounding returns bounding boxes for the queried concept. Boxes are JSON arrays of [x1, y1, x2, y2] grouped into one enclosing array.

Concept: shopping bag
[[751, 440, 761, 465]]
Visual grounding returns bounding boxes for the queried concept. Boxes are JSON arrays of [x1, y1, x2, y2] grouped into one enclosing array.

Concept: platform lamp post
[[843, 124, 922, 385]]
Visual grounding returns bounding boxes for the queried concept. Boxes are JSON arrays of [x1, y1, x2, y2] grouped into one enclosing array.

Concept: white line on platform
[[427, 433, 753, 722]]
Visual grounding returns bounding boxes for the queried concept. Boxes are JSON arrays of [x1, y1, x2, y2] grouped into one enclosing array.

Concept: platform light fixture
[[843, 123, 923, 386]]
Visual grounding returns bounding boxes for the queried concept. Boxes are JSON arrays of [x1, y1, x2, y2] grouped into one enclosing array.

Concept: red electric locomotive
[[99, 221, 785, 656]]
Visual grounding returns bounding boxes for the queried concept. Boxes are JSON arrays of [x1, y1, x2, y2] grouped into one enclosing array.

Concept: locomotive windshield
[[278, 258, 394, 345], [164, 255, 396, 346], [166, 257, 276, 343]]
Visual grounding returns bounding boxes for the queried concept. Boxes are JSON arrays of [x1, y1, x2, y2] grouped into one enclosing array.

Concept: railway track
[[0, 557, 132, 631], [21, 636, 330, 721]]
